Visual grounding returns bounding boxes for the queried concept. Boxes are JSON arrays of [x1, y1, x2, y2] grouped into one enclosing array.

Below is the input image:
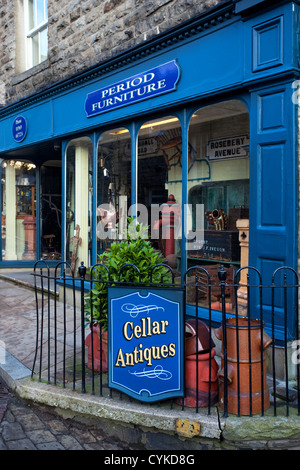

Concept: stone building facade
[[0, 0, 222, 106], [0, 0, 299, 346]]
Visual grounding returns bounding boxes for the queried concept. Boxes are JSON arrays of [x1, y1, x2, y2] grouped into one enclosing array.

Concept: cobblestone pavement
[[0, 379, 134, 451]]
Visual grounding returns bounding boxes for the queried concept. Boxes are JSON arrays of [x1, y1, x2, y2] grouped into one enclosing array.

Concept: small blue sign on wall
[[85, 60, 180, 117], [108, 287, 184, 402], [12, 116, 27, 142]]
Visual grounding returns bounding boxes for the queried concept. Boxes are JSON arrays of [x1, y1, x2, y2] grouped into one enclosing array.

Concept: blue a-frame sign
[[108, 286, 185, 402]]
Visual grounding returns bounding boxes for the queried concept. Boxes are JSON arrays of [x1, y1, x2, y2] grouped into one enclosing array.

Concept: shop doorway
[[40, 161, 62, 260]]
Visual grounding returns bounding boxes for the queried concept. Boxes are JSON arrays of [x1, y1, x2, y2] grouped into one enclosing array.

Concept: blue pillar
[[61, 140, 68, 264], [180, 109, 189, 279], [92, 131, 101, 265], [35, 166, 41, 259], [130, 122, 138, 218]]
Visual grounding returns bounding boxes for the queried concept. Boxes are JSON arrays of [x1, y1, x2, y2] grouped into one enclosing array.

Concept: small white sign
[[207, 135, 249, 160]]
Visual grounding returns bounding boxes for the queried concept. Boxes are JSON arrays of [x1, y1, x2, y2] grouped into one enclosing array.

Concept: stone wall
[[0, 0, 15, 106], [0, 0, 222, 107]]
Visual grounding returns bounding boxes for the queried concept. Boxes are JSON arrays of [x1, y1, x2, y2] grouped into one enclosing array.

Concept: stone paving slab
[[0, 276, 82, 375], [0, 381, 129, 450]]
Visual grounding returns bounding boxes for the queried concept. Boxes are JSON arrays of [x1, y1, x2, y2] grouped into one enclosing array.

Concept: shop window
[[1, 160, 36, 261], [25, 0, 48, 69], [97, 128, 131, 254], [66, 137, 92, 272], [187, 100, 249, 312], [137, 116, 182, 271]]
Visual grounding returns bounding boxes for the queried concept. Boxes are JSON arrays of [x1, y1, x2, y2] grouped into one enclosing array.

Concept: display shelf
[[16, 185, 36, 217]]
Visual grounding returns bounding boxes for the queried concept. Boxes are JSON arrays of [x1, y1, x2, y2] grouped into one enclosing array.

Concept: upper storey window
[[25, 0, 48, 69]]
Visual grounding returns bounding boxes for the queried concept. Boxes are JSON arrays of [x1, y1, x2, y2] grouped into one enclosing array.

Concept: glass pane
[[31, 33, 39, 67], [1, 160, 36, 261], [27, 0, 47, 32], [41, 162, 61, 261], [138, 116, 181, 272], [36, 0, 45, 25], [187, 99, 249, 311], [66, 138, 93, 273], [97, 128, 131, 255], [66, 149, 75, 264], [39, 27, 48, 62], [28, 0, 34, 30]]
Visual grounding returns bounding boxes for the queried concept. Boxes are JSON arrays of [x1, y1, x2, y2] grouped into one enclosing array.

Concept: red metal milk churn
[[153, 194, 181, 258], [182, 319, 219, 408], [215, 317, 272, 415]]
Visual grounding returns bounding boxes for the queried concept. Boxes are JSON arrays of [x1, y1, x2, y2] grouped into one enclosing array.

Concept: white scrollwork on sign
[[121, 303, 165, 318], [129, 365, 172, 380]]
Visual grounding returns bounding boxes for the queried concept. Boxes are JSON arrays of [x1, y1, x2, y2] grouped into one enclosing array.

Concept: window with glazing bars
[[25, 0, 48, 69]]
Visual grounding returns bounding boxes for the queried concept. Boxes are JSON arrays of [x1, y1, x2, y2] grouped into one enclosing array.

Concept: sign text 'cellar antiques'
[[108, 287, 184, 402]]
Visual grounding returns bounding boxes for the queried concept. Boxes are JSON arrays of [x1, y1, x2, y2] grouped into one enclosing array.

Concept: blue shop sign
[[108, 287, 184, 402], [85, 60, 180, 117], [12, 116, 27, 142]]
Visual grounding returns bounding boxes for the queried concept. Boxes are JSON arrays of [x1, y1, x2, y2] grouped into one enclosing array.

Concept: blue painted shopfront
[[0, 0, 299, 339]]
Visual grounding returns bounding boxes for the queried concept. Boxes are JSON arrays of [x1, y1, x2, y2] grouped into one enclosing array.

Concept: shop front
[[0, 0, 298, 340]]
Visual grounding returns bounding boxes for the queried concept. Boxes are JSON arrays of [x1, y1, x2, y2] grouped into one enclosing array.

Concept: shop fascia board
[[1, 0, 296, 123], [0, 71, 296, 159], [0, 0, 237, 119]]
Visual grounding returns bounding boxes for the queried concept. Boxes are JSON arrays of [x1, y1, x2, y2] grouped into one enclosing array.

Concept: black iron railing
[[31, 260, 300, 418]]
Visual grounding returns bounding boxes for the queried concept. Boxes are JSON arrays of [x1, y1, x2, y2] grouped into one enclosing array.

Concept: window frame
[[24, 0, 48, 70]]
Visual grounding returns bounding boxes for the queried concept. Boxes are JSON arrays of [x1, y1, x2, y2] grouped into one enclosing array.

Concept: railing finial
[[78, 261, 86, 279]]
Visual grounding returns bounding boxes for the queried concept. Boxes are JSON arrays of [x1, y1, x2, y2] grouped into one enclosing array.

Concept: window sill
[[12, 59, 49, 86]]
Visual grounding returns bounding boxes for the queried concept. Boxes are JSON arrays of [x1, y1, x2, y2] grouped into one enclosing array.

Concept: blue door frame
[[249, 81, 298, 341]]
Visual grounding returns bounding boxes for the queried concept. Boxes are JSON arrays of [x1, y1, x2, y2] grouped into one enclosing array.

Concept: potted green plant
[[84, 218, 173, 372]]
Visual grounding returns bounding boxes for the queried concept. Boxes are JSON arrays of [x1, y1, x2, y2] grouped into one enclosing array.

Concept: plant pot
[[85, 325, 108, 373], [215, 317, 272, 415]]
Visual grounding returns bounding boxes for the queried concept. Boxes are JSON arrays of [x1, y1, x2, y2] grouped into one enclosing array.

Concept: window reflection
[[187, 100, 249, 311], [97, 128, 131, 255], [66, 138, 92, 272], [138, 116, 182, 273], [1, 160, 36, 261]]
